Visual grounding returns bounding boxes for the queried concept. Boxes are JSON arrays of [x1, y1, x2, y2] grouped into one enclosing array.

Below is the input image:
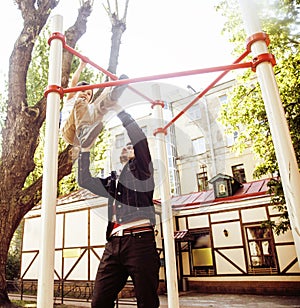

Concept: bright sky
[[0, 0, 237, 93]]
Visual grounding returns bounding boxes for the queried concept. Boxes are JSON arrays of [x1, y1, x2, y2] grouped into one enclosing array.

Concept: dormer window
[[209, 173, 243, 198]]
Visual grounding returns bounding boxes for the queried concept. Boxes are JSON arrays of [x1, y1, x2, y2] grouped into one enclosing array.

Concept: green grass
[[12, 300, 79, 308], [11, 300, 36, 307]]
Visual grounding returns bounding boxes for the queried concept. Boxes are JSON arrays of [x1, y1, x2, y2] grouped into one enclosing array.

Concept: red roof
[[154, 178, 271, 209], [57, 189, 98, 206], [57, 179, 271, 210]]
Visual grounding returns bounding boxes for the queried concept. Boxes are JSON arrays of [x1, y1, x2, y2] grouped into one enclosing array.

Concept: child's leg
[[93, 75, 128, 117], [93, 87, 112, 118], [61, 108, 78, 146], [75, 99, 105, 149], [74, 98, 93, 130], [61, 98, 94, 146]]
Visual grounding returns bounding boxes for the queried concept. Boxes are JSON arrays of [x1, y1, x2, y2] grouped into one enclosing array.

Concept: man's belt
[[111, 226, 153, 237]]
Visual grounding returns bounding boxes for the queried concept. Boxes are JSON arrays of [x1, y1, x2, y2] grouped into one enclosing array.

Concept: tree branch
[[61, 1, 93, 88]]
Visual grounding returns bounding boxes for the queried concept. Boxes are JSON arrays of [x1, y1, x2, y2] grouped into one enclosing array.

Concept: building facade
[[20, 80, 300, 298], [170, 175, 300, 295]]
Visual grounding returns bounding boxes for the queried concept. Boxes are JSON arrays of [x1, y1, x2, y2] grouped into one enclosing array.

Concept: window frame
[[190, 229, 214, 275], [115, 133, 125, 148], [196, 165, 208, 191], [192, 137, 206, 155], [232, 164, 246, 183], [187, 104, 201, 121], [244, 225, 277, 270]]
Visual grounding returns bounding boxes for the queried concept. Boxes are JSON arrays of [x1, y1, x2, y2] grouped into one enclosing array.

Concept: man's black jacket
[[78, 110, 155, 239]]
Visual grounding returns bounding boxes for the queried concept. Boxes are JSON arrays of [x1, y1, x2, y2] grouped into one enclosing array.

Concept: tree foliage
[[217, 0, 300, 234]]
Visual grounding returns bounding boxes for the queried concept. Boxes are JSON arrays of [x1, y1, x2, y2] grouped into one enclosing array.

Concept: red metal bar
[[246, 32, 270, 52], [153, 127, 167, 136], [48, 32, 66, 47], [251, 53, 276, 72], [64, 45, 116, 80], [162, 49, 251, 132], [63, 60, 252, 94], [151, 100, 165, 109], [52, 34, 254, 132], [44, 85, 64, 98]]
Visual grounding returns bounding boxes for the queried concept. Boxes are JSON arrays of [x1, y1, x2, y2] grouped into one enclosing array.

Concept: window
[[191, 230, 214, 275], [245, 226, 276, 269], [197, 165, 208, 191], [115, 133, 125, 148], [232, 164, 246, 183], [99, 169, 105, 177], [226, 131, 238, 146], [187, 104, 201, 121], [218, 94, 227, 105], [192, 137, 206, 155]]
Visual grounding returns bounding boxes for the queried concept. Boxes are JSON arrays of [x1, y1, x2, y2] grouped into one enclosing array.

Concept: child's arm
[[66, 59, 87, 101]]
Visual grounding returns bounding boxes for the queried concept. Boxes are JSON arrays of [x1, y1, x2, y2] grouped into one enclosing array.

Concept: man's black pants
[[91, 231, 160, 308]]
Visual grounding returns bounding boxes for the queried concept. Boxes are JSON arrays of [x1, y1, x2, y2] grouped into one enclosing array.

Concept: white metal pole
[[239, 0, 300, 263], [37, 15, 63, 307], [152, 84, 180, 308]]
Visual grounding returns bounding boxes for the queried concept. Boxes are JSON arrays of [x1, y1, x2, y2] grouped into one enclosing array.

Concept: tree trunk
[[107, 17, 127, 74], [0, 0, 128, 304], [106, 0, 129, 74], [0, 0, 93, 305]]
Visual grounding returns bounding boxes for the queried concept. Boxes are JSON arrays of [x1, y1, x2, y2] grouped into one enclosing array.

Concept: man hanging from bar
[[77, 101, 160, 308]]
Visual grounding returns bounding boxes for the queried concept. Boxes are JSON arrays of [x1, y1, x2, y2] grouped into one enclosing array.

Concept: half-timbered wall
[[21, 196, 164, 284], [174, 195, 300, 294]]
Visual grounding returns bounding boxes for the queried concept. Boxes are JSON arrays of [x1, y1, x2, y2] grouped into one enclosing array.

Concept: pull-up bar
[[62, 61, 253, 93], [39, 2, 300, 306], [46, 31, 275, 136], [44, 60, 255, 98]]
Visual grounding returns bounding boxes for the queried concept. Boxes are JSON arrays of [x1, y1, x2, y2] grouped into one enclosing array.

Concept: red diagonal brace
[[44, 85, 64, 99], [251, 53, 276, 72], [63, 43, 156, 104]]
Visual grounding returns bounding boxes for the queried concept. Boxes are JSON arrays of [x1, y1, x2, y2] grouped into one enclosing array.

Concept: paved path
[[158, 293, 300, 307], [10, 292, 300, 307]]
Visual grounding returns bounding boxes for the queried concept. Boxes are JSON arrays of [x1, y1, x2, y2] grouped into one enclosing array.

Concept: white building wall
[[21, 199, 163, 281], [21, 80, 293, 287], [176, 197, 300, 280], [100, 79, 269, 197]]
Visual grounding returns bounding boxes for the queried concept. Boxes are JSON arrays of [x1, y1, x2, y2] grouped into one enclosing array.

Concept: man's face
[[76, 89, 93, 103], [120, 144, 135, 164]]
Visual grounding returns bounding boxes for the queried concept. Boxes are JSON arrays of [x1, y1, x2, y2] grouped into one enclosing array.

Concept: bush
[[6, 252, 20, 281]]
